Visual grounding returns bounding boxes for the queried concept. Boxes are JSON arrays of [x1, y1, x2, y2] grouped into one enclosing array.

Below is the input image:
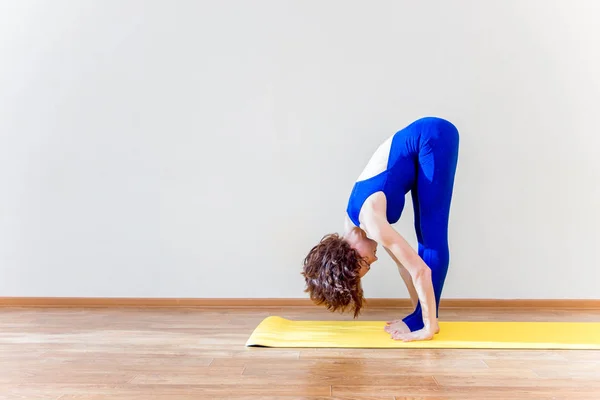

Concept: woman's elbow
[[413, 265, 431, 283]]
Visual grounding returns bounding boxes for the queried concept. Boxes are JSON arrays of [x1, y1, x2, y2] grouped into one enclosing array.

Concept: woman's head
[[301, 228, 378, 317]]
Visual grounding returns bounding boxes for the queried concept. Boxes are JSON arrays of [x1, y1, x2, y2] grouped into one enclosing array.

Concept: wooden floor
[[1, 306, 599, 399]]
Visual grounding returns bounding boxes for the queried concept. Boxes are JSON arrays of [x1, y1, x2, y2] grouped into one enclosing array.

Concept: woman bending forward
[[302, 116, 460, 342]]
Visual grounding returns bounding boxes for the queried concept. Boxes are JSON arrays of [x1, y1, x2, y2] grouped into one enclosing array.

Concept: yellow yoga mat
[[246, 316, 600, 349]]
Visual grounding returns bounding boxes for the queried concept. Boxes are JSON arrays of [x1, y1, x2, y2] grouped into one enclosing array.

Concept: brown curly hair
[[301, 233, 366, 318]]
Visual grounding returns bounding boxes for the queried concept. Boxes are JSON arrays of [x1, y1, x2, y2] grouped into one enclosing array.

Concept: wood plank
[[1, 297, 600, 309], [57, 397, 389, 400], [245, 365, 537, 378], [212, 357, 488, 369], [0, 384, 332, 398], [433, 374, 600, 387], [333, 385, 600, 399]]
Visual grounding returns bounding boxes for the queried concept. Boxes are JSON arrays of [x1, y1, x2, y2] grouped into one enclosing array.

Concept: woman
[[302, 116, 459, 342]]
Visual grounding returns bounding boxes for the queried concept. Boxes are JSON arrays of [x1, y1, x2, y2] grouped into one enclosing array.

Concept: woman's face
[[345, 228, 378, 277]]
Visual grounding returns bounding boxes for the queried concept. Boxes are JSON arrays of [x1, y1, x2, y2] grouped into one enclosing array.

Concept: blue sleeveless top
[[346, 125, 419, 227]]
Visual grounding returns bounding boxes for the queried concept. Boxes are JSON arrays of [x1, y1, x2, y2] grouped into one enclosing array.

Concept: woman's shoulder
[[345, 191, 387, 231], [359, 191, 388, 224]]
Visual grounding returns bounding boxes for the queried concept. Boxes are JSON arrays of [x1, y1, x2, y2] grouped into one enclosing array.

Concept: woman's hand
[[384, 319, 410, 334]]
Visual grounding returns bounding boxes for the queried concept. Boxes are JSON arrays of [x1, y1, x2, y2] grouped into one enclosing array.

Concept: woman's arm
[[373, 220, 437, 330], [383, 247, 419, 310], [376, 225, 437, 339], [360, 193, 438, 340]]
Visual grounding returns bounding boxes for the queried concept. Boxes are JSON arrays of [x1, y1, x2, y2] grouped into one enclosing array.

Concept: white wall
[[1, 0, 599, 299]]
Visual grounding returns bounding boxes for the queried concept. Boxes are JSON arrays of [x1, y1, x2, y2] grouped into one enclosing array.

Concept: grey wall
[[1, 1, 599, 299]]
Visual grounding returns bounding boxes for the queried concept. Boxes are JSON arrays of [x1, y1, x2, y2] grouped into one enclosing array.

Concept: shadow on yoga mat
[[246, 316, 600, 349]]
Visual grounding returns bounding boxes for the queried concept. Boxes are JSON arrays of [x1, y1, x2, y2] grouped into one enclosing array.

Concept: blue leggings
[[400, 119, 459, 331]]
